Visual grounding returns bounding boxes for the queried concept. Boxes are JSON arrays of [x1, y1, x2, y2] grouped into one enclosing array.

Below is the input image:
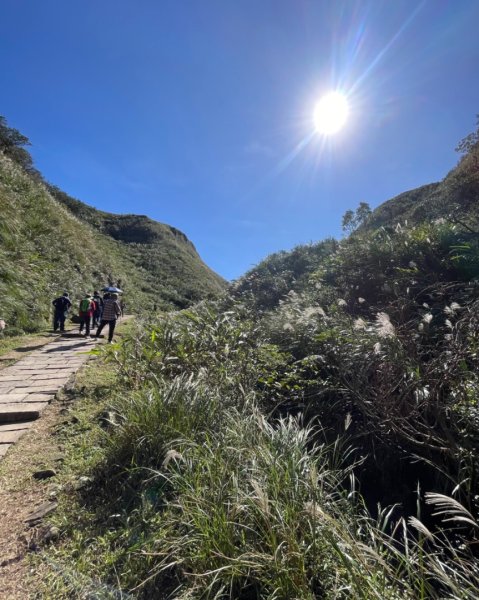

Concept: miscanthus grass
[[44, 371, 479, 599]]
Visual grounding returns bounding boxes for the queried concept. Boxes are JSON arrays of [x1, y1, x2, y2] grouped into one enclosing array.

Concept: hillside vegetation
[[366, 124, 479, 232], [0, 117, 225, 332], [41, 123, 479, 598]]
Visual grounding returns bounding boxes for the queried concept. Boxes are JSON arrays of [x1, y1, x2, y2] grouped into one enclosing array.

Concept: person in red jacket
[[79, 293, 95, 336]]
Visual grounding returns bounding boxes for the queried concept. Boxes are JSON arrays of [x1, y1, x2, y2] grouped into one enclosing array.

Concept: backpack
[[80, 298, 92, 312]]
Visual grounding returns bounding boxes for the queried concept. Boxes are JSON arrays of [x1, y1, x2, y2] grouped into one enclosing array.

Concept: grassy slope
[[233, 148, 479, 310], [366, 150, 479, 229], [49, 186, 226, 307], [0, 156, 225, 331]]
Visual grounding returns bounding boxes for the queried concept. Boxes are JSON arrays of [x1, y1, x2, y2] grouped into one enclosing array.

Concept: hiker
[[52, 292, 72, 333], [95, 293, 122, 343], [0, 319, 6, 333], [79, 293, 94, 336], [92, 290, 103, 327]]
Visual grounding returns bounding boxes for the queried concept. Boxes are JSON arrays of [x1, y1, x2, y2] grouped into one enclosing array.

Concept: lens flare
[[313, 92, 349, 135]]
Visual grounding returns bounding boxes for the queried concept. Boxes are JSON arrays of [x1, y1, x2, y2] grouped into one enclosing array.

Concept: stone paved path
[[0, 335, 97, 460]]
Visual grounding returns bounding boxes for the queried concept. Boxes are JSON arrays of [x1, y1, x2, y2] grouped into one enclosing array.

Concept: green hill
[[0, 119, 225, 333], [47, 185, 226, 308], [366, 137, 479, 232], [234, 129, 479, 310]]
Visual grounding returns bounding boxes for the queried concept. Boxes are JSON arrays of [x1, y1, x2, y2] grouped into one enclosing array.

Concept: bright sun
[[313, 92, 349, 135]]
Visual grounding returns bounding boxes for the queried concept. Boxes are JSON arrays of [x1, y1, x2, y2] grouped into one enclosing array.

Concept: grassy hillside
[[49, 185, 226, 309], [0, 154, 225, 332], [367, 141, 479, 231]]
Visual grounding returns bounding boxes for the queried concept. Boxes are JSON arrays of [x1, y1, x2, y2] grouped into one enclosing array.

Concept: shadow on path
[[11, 344, 48, 353], [44, 342, 95, 353]]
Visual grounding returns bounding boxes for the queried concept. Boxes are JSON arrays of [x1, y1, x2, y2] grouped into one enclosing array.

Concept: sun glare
[[313, 92, 349, 135]]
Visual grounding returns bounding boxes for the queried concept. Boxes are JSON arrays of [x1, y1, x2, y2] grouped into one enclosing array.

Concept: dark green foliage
[[232, 239, 338, 311], [0, 115, 41, 180], [341, 201, 371, 233]]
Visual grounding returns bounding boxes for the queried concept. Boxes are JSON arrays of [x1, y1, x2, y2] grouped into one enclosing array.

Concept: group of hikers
[[52, 290, 123, 343]]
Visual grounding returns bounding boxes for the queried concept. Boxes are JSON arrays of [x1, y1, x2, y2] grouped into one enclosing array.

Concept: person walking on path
[[79, 293, 95, 337], [95, 293, 122, 343], [92, 290, 103, 328], [52, 292, 72, 333]]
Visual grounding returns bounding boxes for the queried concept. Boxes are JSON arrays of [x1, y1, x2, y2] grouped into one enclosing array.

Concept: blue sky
[[1, 1, 478, 280]]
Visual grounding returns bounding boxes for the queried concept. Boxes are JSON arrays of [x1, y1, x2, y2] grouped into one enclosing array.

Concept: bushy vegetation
[[43, 210, 479, 598]]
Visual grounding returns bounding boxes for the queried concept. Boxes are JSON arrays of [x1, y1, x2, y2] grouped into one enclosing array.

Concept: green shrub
[[2, 326, 25, 337]]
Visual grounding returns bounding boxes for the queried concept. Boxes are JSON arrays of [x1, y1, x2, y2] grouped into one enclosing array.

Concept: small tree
[[0, 115, 41, 179], [341, 202, 372, 234], [455, 114, 479, 157], [438, 115, 479, 234]]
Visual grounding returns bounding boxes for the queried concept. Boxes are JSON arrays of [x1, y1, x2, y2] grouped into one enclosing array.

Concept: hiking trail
[[0, 335, 98, 461]]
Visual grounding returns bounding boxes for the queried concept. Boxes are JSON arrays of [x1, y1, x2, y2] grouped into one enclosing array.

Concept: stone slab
[[16, 393, 52, 403], [0, 422, 32, 432], [21, 381, 62, 389], [0, 403, 48, 422], [13, 366, 55, 372], [0, 393, 28, 403], [0, 429, 28, 444], [17, 387, 57, 395], [0, 375, 31, 382], [30, 373, 71, 381], [15, 377, 69, 387], [25, 501, 58, 524]]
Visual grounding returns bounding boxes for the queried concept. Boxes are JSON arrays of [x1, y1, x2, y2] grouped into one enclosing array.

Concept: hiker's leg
[[59, 315, 66, 332], [85, 318, 90, 336], [95, 320, 107, 338], [53, 314, 59, 332], [108, 319, 117, 342]]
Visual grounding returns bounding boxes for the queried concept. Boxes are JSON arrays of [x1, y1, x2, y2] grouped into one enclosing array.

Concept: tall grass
[[41, 208, 479, 598], [45, 305, 479, 598]]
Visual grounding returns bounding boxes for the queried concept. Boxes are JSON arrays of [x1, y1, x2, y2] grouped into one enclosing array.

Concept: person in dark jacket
[[95, 293, 122, 343], [92, 290, 103, 327], [52, 292, 72, 333]]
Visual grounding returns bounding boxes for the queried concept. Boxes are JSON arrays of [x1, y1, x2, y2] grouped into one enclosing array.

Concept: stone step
[[0, 333, 101, 461], [0, 422, 33, 432], [0, 374, 31, 382], [0, 393, 28, 404], [0, 403, 49, 423], [0, 428, 28, 444]]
